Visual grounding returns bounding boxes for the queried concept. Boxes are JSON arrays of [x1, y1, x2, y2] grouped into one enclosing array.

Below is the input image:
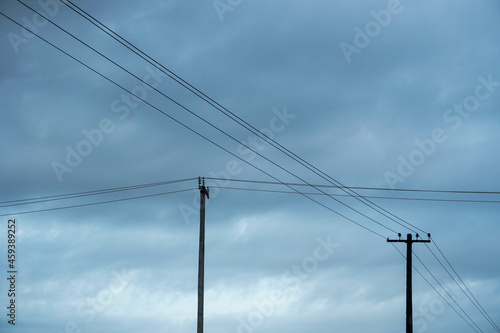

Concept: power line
[[4, 179, 499, 211], [5, 7, 498, 330], [427, 240, 500, 332], [206, 178, 500, 195], [4, 5, 497, 332], [21, 6, 500, 332], [413, 251, 484, 333], [211, 186, 500, 204], [0, 10, 388, 239], [54, 0, 425, 236], [356, 188, 500, 195], [0, 178, 197, 208], [0, 188, 196, 217], [13, 1, 401, 238], [11, 2, 411, 238], [45, 7, 500, 326]]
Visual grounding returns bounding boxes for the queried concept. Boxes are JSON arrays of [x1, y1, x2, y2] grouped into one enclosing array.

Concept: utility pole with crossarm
[[387, 233, 431, 333]]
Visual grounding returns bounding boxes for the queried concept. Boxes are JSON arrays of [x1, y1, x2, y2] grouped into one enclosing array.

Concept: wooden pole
[[197, 178, 209, 333]]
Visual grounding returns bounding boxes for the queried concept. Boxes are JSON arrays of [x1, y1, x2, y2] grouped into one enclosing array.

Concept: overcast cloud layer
[[1, 1, 500, 332]]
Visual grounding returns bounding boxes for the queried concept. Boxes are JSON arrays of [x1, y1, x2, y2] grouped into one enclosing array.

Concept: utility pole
[[387, 233, 431, 333], [197, 177, 209, 333]]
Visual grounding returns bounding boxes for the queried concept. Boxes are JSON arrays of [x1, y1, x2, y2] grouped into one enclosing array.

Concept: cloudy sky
[[1, 0, 500, 332]]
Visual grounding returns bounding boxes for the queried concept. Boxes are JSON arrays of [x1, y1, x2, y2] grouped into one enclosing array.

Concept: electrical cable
[[0, 10, 388, 239], [55, 0, 426, 236], [4, 182, 499, 213], [0, 178, 197, 208], [413, 251, 485, 333], [211, 186, 500, 203], [0, 188, 196, 217], [206, 178, 500, 195], [14, 1, 400, 237], [7, 6, 497, 329], [42, 17, 500, 322], [16, 0, 407, 237], [4, 6, 497, 330], [4, 178, 500, 210], [352, 188, 500, 195], [4, 8, 497, 330], [428, 240, 500, 332]]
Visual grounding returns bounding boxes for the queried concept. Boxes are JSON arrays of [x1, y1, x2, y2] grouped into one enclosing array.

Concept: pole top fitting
[[199, 177, 209, 198]]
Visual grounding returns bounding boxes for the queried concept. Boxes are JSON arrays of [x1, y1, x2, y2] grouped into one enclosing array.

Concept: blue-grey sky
[[1, 1, 500, 332]]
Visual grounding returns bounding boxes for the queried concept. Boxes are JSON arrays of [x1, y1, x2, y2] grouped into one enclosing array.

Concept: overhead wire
[[55, 0, 425, 236], [426, 240, 500, 332], [57, 3, 500, 330], [9, 3, 499, 329], [14, 0, 498, 291], [3, 177, 500, 210], [413, 251, 485, 333], [13, 1, 410, 237], [432, 240, 500, 332], [352, 188, 500, 195], [206, 178, 500, 195], [3, 181, 499, 217], [0, 178, 197, 208], [14, 0, 407, 237], [0, 9, 388, 239], [0, 188, 196, 217], [3, 5, 497, 331], [24, 0, 500, 288], [211, 186, 500, 203]]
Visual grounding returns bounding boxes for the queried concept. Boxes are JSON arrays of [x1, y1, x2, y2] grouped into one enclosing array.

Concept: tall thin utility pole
[[387, 233, 431, 333], [197, 177, 209, 333]]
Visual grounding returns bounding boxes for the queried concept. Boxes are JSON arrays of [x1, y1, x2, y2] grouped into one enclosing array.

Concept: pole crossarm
[[387, 233, 431, 244]]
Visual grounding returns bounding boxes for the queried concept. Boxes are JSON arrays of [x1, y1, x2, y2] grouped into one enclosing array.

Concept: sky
[[1, 0, 500, 332]]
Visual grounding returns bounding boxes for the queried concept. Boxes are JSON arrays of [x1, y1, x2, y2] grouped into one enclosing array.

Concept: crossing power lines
[[1, 2, 499, 332], [3, 177, 500, 215]]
